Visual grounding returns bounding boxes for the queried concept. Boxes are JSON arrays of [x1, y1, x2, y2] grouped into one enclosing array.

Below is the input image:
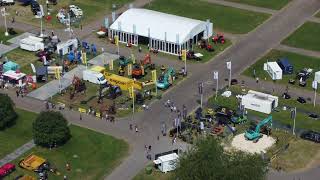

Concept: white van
[[83, 70, 107, 84]]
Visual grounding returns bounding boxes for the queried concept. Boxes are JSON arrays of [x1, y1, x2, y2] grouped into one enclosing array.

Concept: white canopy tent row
[[109, 8, 213, 56]]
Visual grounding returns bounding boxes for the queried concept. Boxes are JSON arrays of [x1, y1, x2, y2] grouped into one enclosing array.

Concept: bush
[[0, 93, 18, 130], [33, 111, 71, 147]]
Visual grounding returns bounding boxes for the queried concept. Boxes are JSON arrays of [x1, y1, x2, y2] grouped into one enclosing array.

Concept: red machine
[[212, 33, 225, 44], [0, 163, 15, 178], [140, 54, 155, 69]]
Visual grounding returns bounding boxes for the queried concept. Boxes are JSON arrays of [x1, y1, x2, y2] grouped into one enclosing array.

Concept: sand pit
[[231, 133, 275, 154]]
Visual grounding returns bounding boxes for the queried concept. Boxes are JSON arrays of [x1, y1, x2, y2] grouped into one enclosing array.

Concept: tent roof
[[110, 8, 208, 44]]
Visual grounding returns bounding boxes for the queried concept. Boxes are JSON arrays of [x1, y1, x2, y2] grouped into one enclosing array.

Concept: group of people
[[129, 124, 139, 133]]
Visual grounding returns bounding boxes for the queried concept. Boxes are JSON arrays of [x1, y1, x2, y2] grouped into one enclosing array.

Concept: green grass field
[[242, 49, 320, 91], [224, 0, 291, 10], [316, 12, 320, 18], [0, 28, 20, 45], [146, 0, 270, 34], [282, 22, 320, 52], [5, 0, 132, 29], [0, 109, 37, 159], [5, 125, 128, 180]]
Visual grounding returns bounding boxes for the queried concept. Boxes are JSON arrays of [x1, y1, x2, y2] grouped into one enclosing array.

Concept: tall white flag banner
[[226, 61, 232, 70], [213, 71, 219, 80], [312, 80, 318, 90], [1, 8, 5, 16]]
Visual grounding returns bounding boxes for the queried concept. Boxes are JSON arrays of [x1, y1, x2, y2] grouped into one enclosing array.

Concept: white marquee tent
[[109, 8, 213, 56]]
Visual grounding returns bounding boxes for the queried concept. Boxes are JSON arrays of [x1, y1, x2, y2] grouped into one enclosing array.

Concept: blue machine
[[67, 52, 75, 62], [277, 58, 293, 74], [77, 51, 82, 63], [82, 41, 90, 52], [91, 44, 97, 55]]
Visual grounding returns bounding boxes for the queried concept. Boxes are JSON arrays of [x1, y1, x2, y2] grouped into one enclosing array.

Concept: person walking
[[135, 125, 139, 133], [129, 124, 133, 130], [79, 114, 82, 120], [16, 90, 19, 97], [256, 77, 259, 83]]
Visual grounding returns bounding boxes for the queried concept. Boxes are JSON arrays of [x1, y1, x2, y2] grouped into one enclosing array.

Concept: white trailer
[[56, 38, 78, 55], [20, 36, 44, 52], [153, 153, 179, 173], [241, 90, 278, 114], [315, 71, 320, 84], [263, 62, 282, 80], [83, 70, 107, 84]]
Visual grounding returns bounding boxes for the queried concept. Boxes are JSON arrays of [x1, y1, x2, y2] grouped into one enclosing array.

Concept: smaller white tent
[[263, 62, 282, 80], [20, 36, 44, 52], [56, 39, 78, 55], [153, 153, 179, 173]]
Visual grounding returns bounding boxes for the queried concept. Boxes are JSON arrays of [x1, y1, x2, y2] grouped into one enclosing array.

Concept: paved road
[[27, 65, 86, 100]]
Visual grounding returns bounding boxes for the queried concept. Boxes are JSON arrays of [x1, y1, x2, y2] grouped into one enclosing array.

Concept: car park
[[300, 131, 320, 143], [297, 97, 306, 104]]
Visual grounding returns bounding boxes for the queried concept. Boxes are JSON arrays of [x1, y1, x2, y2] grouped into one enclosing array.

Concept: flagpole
[[216, 77, 218, 100], [314, 88, 317, 107], [229, 63, 232, 88], [2, 8, 9, 36]]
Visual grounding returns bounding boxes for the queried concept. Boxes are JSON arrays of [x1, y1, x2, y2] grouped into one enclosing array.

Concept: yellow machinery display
[[19, 154, 46, 171], [18, 175, 36, 180], [104, 72, 143, 90]]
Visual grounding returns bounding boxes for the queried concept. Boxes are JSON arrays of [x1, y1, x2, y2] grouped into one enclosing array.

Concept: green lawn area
[[270, 131, 320, 171], [282, 22, 320, 52], [224, 0, 291, 10], [133, 166, 172, 180], [0, 28, 20, 45], [146, 0, 270, 34], [242, 49, 320, 91], [4, 48, 40, 75], [5, 0, 132, 29], [0, 109, 37, 159], [5, 125, 128, 180], [316, 12, 320, 18]]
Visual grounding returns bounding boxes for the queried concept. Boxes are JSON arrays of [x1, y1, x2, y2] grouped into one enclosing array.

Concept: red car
[[0, 163, 15, 178]]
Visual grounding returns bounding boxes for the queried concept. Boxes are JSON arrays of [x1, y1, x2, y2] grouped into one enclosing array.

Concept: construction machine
[[140, 54, 155, 70], [132, 64, 144, 79], [157, 67, 175, 89], [119, 56, 130, 67], [244, 115, 272, 142], [19, 154, 46, 171]]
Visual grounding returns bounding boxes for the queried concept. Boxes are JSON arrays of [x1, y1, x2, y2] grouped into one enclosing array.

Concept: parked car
[[300, 131, 320, 143], [297, 97, 306, 104], [308, 113, 319, 119], [0, 163, 15, 178], [231, 79, 238, 85]]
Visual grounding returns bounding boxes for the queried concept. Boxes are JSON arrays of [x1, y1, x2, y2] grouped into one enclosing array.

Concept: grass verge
[[6, 125, 128, 180], [282, 22, 320, 52], [0, 109, 37, 159], [223, 0, 291, 10], [146, 0, 270, 34]]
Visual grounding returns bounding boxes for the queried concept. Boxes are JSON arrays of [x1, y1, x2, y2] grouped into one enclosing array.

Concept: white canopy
[[110, 8, 211, 44]]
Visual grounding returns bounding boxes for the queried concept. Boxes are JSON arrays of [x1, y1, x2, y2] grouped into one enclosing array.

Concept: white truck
[[83, 70, 107, 85], [0, 0, 15, 6]]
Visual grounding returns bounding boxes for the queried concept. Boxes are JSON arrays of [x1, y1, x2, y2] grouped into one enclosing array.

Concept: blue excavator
[[245, 115, 272, 142], [157, 67, 175, 89]]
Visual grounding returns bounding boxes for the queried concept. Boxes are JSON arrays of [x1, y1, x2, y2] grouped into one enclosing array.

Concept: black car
[[231, 79, 238, 85], [300, 131, 320, 143], [30, 0, 40, 15], [297, 97, 306, 104], [308, 113, 319, 119]]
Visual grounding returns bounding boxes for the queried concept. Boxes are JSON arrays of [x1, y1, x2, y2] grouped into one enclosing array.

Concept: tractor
[[198, 39, 214, 52], [212, 33, 225, 44]]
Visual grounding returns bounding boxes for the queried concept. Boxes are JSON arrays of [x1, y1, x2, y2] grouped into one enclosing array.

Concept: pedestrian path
[[276, 44, 320, 58], [0, 140, 35, 166], [27, 65, 86, 100]]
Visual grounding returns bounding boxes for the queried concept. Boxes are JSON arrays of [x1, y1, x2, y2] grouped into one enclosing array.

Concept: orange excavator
[[132, 64, 144, 79]]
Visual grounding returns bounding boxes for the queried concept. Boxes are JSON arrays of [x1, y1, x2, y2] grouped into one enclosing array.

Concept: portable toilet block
[[3, 61, 20, 72]]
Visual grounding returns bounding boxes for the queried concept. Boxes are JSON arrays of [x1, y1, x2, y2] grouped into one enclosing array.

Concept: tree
[[172, 137, 268, 180], [0, 93, 17, 130], [33, 111, 71, 147]]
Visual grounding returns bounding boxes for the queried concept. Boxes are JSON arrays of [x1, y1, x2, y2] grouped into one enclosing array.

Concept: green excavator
[[244, 115, 272, 142]]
